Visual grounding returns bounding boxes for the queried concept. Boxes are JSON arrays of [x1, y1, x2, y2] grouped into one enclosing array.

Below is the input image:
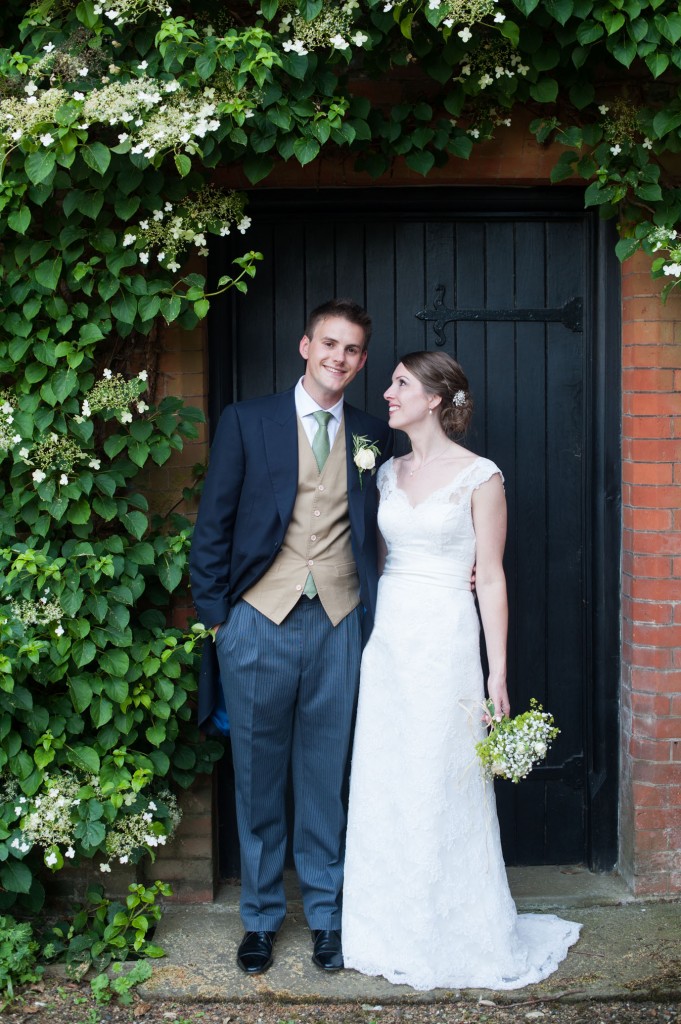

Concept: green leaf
[[645, 52, 669, 78], [82, 141, 112, 176], [145, 723, 166, 746], [8, 207, 31, 234], [122, 510, 148, 540], [69, 744, 101, 773], [1, 860, 33, 894], [293, 136, 320, 166], [243, 153, 275, 184], [25, 149, 56, 185], [652, 109, 681, 138], [193, 298, 210, 319], [405, 150, 435, 175], [611, 36, 637, 66], [67, 499, 91, 525], [101, 649, 130, 676], [576, 19, 604, 43], [158, 559, 182, 592], [545, 0, 573, 24], [69, 674, 94, 709], [174, 153, 192, 178], [161, 295, 182, 323], [51, 368, 78, 402], [529, 78, 559, 102], [568, 82, 595, 109], [616, 236, 641, 262], [138, 294, 161, 321], [111, 292, 138, 325], [35, 257, 63, 291]]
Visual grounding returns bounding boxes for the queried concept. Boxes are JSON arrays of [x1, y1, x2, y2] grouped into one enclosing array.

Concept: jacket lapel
[[263, 391, 299, 526]]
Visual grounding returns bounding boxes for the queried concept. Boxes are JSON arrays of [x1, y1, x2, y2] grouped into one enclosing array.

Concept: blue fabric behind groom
[[189, 299, 393, 975]]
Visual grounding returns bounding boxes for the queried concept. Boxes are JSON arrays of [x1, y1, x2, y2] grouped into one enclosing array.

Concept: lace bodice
[[377, 456, 503, 590]]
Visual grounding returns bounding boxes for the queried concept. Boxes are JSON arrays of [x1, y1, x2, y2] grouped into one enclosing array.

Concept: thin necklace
[[408, 445, 452, 476]]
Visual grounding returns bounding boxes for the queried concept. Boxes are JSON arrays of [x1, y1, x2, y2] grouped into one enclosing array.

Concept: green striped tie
[[303, 411, 333, 598], [311, 410, 332, 471]]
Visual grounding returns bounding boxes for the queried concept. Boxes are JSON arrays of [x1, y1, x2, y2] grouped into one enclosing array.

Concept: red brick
[[625, 392, 681, 416], [627, 602, 673, 625], [622, 641, 673, 670], [621, 415, 673, 439], [624, 438, 681, 462], [631, 691, 672, 714], [631, 668, 680, 694], [633, 828, 670, 852], [622, 368, 675, 392], [634, 808, 675, 830], [632, 783, 668, 808], [622, 462, 674, 485], [632, 716, 681, 741], [629, 531, 681, 555], [624, 553, 672, 577], [629, 736, 673, 760], [632, 874, 671, 896], [626, 485, 681, 510], [632, 761, 681, 784], [670, 697, 681, 715], [630, 623, 681, 647], [629, 578, 681, 603], [624, 340, 681, 362], [623, 297, 681, 322], [622, 507, 673, 532]]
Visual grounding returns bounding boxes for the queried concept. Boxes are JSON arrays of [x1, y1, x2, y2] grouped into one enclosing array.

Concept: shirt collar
[[294, 378, 344, 424]]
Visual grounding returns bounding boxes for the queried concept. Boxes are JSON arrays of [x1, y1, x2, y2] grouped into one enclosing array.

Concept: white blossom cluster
[[425, 0, 506, 31], [651, 229, 681, 279], [476, 700, 559, 783], [12, 773, 182, 870], [102, 790, 181, 869], [0, 85, 68, 148], [457, 40, 528, 89], [92, 0, 172, 28], [81, 369, 148, 422], [123, 187, 249, 269], [0, 398, 21, 453], [277, 0, 368, 54], [9, 592, 63, 630], [78, 77, 249, 165], [18, 431, 90, 488]]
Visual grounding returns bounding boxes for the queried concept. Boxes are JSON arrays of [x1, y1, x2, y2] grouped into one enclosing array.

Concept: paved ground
[[137, 866, 681, 1005]]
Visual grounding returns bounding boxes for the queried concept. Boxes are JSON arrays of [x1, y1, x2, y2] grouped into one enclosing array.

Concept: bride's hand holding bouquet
[[476, 696, 560, 784]]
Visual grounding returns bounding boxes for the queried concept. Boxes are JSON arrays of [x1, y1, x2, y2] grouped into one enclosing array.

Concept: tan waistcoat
[[242, 416, 360, 625]]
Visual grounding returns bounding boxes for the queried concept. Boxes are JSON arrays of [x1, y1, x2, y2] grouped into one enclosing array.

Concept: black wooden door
[[208, 187, 620, 870]]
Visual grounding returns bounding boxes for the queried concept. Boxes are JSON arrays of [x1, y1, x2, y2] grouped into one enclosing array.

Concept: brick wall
[[619, 251, 681, 896]]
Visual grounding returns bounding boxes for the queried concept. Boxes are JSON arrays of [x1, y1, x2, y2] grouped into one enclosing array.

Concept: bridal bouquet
[[476, 698, 559, 783]]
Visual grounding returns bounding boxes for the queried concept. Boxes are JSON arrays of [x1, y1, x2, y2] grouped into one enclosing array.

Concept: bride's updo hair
[[400, 351, 473, 438]]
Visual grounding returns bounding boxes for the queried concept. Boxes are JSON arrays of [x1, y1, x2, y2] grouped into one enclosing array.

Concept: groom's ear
[[299, 335, 310, 360]]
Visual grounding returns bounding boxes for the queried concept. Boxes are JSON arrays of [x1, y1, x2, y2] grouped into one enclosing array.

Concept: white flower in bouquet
[[476, 698, 559, 783]]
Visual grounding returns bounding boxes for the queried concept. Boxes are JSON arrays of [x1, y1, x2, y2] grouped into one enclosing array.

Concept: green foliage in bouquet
[[476, 698, 560, 783]]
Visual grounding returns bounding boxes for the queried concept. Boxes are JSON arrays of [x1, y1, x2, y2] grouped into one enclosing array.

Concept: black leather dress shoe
[[237, 930, 276, 974], [311, 929, 344, 971]]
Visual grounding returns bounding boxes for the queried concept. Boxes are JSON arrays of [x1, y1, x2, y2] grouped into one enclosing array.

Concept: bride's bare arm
[[471, 473, 510, 719]]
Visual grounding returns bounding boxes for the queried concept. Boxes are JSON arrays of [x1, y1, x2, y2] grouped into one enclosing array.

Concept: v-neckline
[[389, 456, 481, 510]]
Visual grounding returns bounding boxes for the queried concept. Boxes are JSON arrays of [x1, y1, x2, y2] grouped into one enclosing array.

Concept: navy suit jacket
[[190, 388, 394, 731]]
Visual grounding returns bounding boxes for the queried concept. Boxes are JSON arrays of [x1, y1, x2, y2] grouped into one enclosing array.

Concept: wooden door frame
[[207, 185, 621, 872]]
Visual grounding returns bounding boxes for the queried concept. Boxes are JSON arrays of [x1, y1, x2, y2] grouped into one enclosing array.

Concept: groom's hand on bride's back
[[470, 564, 476, 592]]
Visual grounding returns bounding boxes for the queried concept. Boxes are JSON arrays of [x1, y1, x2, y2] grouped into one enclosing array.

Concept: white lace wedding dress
[[341, 456, 581, 991]]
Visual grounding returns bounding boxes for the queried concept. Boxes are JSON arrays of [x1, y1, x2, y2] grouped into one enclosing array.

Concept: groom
[[189, 299, 393, 975]]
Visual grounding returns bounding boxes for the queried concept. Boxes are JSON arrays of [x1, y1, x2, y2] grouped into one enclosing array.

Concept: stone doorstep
[[136, 867, 681, 1005]]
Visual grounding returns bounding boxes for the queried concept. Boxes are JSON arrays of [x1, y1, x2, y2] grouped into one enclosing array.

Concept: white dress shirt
[[295, 378, 344, 449]]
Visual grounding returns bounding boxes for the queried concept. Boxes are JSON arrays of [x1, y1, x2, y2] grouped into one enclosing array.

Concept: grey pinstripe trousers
[[216, 597, 362, 932]]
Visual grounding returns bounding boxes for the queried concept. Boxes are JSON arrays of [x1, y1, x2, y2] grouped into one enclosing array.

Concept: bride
[[341, 351, 581, 991]]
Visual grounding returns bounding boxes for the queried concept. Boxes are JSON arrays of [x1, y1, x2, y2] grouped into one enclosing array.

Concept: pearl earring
[[429, 408, 433, 415]]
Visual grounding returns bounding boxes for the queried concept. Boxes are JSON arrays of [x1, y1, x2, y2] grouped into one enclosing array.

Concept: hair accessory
[[452, 390, 467, 407]]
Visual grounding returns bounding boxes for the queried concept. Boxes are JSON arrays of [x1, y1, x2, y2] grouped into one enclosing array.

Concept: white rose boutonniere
[[352, 433, 381, 489]]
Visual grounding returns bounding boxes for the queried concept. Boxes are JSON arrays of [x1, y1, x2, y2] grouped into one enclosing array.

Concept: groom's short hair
[[305, 299, 372, 350]]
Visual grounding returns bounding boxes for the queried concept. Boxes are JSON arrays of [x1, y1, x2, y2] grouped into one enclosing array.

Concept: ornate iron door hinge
[[416, 285, 584, 345]]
